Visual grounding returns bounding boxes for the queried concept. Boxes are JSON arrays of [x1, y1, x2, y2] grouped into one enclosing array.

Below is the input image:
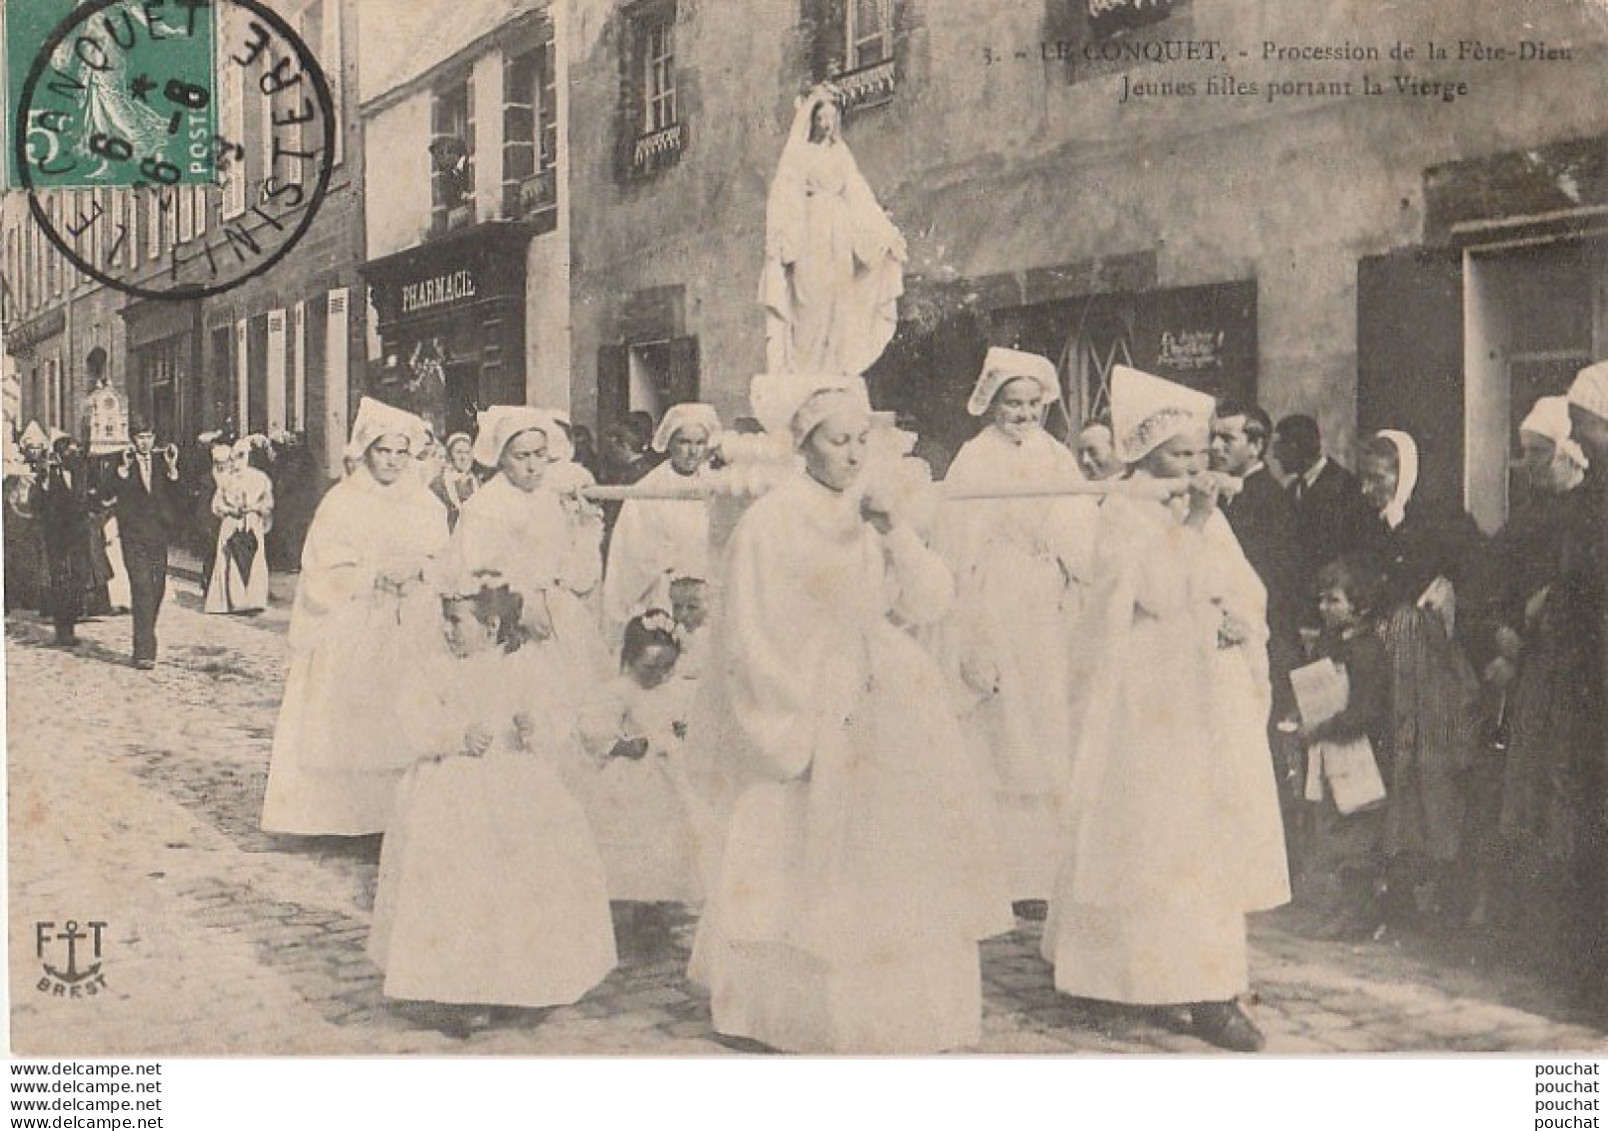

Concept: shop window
[[144, 335, 187, 442], [804, 0, 900, 112], [618, 1, 685, 180], [210, 326, 234, 432], [503, 36, 558, 221], [431, 77, 476, 236]]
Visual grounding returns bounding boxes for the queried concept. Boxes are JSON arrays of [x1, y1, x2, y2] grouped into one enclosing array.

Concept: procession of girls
[[256, 350, 1608, 1053]]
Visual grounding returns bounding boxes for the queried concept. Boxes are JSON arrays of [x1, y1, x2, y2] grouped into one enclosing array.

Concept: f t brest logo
[[35, 919, 110, 998]]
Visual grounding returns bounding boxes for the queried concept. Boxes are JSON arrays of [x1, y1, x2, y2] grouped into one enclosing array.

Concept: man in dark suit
[[1213, 401, 1306, 837], [111, 418, 181, 669], [1212, 401, 1302, 636], [1272, 413, 1373, 625]]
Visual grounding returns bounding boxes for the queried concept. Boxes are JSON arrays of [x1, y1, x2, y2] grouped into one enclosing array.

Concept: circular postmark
[[13, 0, 335, 300]]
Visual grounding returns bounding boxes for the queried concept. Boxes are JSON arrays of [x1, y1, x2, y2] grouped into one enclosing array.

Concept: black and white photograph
[[2, 0, 1607, 1094]]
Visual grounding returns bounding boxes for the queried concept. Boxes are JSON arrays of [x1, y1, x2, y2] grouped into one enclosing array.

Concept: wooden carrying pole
[[580, 477, 1199, 503]]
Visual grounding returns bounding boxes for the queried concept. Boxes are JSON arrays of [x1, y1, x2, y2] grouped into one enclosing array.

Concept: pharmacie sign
[[401, 270, 478, 315]]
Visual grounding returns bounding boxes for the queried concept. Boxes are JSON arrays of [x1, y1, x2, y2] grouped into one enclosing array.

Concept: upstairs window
[[847, 0, 893, 70], [503, 34, 558, 222], [431, 77, 475, 235], [619, 0, 685, 180], [806, 0, 900, 112], [643, 14, 676, 133]]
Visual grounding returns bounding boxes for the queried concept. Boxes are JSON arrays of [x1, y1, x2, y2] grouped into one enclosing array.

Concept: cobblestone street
[[7, 573, 1608, 1057]]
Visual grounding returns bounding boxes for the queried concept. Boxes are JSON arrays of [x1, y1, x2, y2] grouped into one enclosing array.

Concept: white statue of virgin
[[759, 84, 908, 377]]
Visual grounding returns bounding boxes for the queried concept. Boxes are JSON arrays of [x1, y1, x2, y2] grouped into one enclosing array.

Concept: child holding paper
[[1298, 556, 1393, 940]]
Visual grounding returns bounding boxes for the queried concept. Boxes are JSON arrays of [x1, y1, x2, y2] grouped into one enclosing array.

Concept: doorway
[[1464, 237, 1608, 531]]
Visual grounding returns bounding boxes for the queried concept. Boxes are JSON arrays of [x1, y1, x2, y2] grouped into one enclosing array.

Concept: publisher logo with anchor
[[35, 920, 110, 998]]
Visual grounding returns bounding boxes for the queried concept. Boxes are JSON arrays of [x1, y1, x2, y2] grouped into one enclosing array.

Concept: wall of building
[[568, 0, 1608, 464], [526, 0, 573, 411], [364, 94, 434, 260]]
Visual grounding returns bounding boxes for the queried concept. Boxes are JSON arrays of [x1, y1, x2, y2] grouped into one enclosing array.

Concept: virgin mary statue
[[759, 84, 907, 377]]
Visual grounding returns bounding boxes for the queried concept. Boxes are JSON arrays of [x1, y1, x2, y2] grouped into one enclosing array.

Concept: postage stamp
[[6, 0, 219, 189], [9, 0, 335, 300]]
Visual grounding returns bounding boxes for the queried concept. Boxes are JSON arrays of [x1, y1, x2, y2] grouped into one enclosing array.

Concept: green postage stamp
[[7, 0, 219, 189]]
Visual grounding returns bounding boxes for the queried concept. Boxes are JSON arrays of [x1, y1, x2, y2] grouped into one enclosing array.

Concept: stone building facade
[[565, 0, 1608, 529]]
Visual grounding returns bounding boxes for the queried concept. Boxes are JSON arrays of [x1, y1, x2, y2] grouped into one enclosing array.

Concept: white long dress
[[260, 468, 450, 836], [205, 465, 274, 614], [450, 473, 610, 687], [760, 110, 905, 378], [689, 474, 1011, 1055], [369, 648, 617, 1007], [1041, 486, 1290, 1005], [576, 673, 708, 903], [930, 426, 1098, 900], [600, 461, 712, 645]]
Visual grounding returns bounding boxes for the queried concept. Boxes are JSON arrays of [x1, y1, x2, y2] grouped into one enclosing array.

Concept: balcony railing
[[834, 57, 897, 111], [632, 122, 686, 173], [630, 124, 681, 168], [519, 166, 558, 214]]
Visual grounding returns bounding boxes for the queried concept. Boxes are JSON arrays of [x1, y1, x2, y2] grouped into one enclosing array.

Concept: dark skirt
[[1501, 583, 1605, 867], [44, 534, 88, 625], [1380, 604, 1479, 862]]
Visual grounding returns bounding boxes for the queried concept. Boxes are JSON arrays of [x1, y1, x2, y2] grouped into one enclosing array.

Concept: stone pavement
[[7, 580, 1608, 1057]]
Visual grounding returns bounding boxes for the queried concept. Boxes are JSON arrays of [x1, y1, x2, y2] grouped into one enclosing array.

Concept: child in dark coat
[[1301, 555, 1393, 940]]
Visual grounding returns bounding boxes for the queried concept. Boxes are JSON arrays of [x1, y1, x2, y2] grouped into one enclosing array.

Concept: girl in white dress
[[205, 437, 274, 615], [451, 406, 610, 689], [690, 372, 1010, 1055], [601, 403, 721, 649], [369, 579, 617, 1018], [931, 347, 1099, 902], [261, 399, 451, 837], [1041, 366, 1290, 1053], [576, 611, 708, 936]]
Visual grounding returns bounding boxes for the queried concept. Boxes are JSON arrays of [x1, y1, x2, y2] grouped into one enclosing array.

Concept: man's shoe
[[134, 659, 155, 670], [1191, 1000, 1266, 1053]]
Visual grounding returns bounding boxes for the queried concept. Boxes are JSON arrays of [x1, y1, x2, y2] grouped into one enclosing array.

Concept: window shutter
[[291, 301, 307, 431], [325, 288, 350, 476], [234, 318, 250, 434], [613, 14, 642, 182], [267, 308, 288, 432], [598, 344, 631, 432], [322, 0, 345, 166], [664, 335, 700, 405], [1357, 249, 1464, 509]]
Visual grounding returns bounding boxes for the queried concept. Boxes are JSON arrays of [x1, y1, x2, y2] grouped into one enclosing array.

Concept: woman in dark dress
[[1478, 397, 1603, 971], [38, 437, 97, 646], [1354, 430, 1484, 929]]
